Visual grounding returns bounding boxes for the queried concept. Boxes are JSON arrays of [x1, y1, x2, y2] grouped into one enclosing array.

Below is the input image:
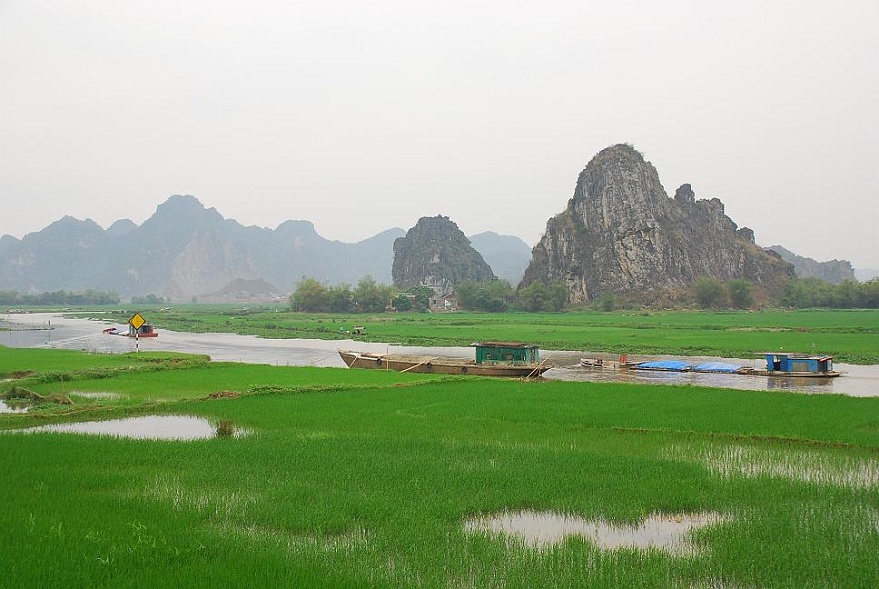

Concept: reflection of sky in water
[[0, 399, 29, 414], [2, 313, 877, 397], [12, 416, 219, 440], [465, 510, 723, 553]]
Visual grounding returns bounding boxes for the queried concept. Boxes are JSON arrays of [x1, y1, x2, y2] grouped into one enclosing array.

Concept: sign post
[[129, 313, 145, 353]]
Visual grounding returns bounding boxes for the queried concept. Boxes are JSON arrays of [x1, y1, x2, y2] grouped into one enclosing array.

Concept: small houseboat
[[758, 352, 839, 377]]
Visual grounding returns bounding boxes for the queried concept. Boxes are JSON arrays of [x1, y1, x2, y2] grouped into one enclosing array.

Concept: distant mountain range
[[2, 191, 864, 303], [767, 245, 855, 284], [0, 195, 532, 300]]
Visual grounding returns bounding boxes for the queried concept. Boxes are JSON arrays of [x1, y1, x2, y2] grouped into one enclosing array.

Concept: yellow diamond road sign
[[129, 313, 146, 330]]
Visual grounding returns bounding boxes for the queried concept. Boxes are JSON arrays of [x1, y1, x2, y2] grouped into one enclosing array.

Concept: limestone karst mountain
[[0, 195, 404, 299], [767, 245, 855, 284], [392, 215, 495, 291], [0, 196, 528, 301], [520, 144, 795, 301]]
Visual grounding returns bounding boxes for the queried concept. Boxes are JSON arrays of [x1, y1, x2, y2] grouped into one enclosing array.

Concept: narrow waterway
[[2, 312, 877, 397]]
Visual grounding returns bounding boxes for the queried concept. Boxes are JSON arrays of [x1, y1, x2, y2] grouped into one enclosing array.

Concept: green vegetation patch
[[1, 351, 877, 588]]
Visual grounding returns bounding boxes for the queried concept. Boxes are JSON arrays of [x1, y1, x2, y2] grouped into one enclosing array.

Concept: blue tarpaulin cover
[[635, 360, 691, 371], [693, 362, 744, 373]]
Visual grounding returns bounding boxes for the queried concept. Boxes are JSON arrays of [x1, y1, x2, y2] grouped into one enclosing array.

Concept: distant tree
[[781, 277, 835, 308], [543, 280, 569, 312], [291, 278, 328, 312], [484, 279, 515, 307], [517, 280, 568, 312], [131, 294, 169, 305], [326, 284, 354, 313], [0, 291, 20, 306], [455, 279, 513, 312], [517, 281, 546, 312], [831, 280, 860, 308], [594, 292, 616, 312], [6, 289, 122, 306], [727, 279, 754, 309], [406, 285, 432, 312], [454, 281, 478, 309], [391, 293, 413, 311], [693, 277, 726, 308], [354, 276, 393, 312], [861, 279, 879, 308]]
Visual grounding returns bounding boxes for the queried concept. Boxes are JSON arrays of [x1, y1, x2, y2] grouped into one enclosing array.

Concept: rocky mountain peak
[[521, 144, 794, 301], [392, 215, 495, 290], [147, 194, 223, 228]]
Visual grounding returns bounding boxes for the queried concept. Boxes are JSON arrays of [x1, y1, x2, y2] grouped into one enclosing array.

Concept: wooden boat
[[339, 342, 551, 377], [579, 357, 604, 368]]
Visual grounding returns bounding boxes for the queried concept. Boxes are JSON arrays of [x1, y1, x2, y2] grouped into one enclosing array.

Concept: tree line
[[0, 289, 121, 307], [290, 275, 879, 313], [289, 277, 577, 313]]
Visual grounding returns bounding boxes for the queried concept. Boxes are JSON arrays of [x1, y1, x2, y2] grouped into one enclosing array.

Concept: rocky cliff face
[[392, 215, 495, 290], [521, 144, 794, 301], [768, 245, 855, 284]]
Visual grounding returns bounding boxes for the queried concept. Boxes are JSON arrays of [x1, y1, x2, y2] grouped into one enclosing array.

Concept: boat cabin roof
[[472, 341, 538, 349], [761, 352, 833, 361]]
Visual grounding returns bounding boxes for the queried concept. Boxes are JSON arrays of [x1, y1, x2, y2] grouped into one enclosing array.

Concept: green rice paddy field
[[117, 307, 879, 364], [1, 346, 877, 588]]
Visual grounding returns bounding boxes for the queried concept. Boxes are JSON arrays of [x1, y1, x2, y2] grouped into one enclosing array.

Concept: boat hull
[[339, 350, 550, 377]]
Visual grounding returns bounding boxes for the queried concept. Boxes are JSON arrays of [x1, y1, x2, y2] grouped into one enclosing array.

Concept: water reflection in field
[[464, 509, 724, 553], [0, 399, 29, 414], [2, 313, 877, 397], [10, 415, 224, 440]]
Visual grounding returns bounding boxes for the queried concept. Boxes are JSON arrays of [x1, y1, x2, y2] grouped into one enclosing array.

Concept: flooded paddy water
[[0, 399, 28, 413], [7, 415, 237, 440], [2, 312, 878, 396]]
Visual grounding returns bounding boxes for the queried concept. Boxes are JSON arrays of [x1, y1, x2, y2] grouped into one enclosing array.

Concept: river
[[2, 312, 878, 397]]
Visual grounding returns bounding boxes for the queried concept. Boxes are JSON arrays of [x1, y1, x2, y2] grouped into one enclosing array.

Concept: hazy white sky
[[1, 1, 877, 268]]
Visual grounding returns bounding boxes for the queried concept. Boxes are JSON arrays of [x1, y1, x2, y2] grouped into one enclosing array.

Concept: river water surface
[[2, 312, 877, 397]]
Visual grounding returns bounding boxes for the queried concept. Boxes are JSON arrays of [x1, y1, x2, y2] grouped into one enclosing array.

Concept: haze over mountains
[[2, 144, 870, 303], [767, 246, 855, 285], [0, 195, 531, 300]]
